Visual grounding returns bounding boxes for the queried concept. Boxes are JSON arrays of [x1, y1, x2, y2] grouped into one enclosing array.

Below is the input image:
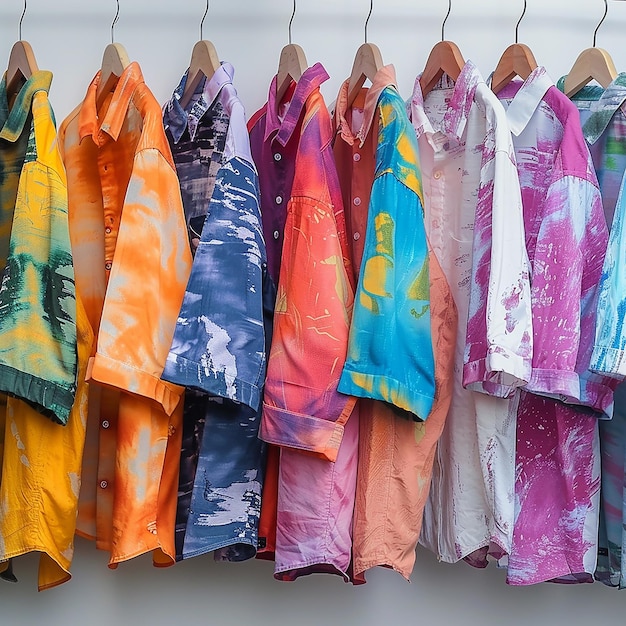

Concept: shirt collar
[[410, 60, 482, 143], [499, 65, 554, 136], [0, 70, 52, 143], [577, 73, 626, 144], [163, 62, 235, 144], [334, 64, 397, 147], [264, 62, 329, 146], [78, 61, 144, 143]]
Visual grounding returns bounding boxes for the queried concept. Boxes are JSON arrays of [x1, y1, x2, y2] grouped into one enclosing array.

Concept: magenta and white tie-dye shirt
[[410, 60, 532, 567], [496, 65, 610, 585]]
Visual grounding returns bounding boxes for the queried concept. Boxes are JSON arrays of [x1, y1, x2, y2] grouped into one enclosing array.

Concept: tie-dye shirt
[[59, 62, 192, 568], [250, 63, 358, 581], [497, 66, 608, 585], [333, 67, 458, 583], [0, 71, 77, 425], [557, 72, 626, 588], [410, 61, 532, 567], [161, 63, 271, 562], [336, 82, 436, 423], [0, 70, 91, 591]]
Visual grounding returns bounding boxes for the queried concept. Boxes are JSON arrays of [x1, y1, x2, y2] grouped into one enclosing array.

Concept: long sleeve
[[260, 90, 356, 464]]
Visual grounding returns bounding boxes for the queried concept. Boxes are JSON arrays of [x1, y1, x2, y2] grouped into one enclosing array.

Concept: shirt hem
[[506, 568, 594, 586], [181, 536, 257, 561], [0, 364, 75, 425], [274, 557, 351, 582], [161, 353, 262, 412], [353, 556, 412, 583], [0, 544, 71, 591]]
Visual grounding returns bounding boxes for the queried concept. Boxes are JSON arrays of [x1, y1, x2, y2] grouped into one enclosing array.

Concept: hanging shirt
[[557, 72, 626, 588], [410, 61, 533, 566], [333, 66, 455, 583], [496, 66, 608, 585], [335, 75, 435, 422], [161, 62, 270, 561], [0, 71, 90, 591], [58, 62, 192, 568], [0, 71, 77, 425], [249, 63, 358, 581]]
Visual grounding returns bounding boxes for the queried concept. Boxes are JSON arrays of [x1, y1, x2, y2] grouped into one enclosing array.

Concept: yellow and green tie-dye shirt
[[0, 70, 77, 425], [0, 70, 91, 591]]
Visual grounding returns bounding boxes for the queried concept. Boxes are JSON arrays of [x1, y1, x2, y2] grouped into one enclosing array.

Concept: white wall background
[[2, 0, 626, 622]]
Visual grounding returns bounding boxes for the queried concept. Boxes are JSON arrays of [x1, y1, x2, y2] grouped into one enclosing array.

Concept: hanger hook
[[111, 0, 120, 44], [441, 0, 452, 41], [593, 0, 608, 47], [200, 0, 210, 40], [515, 0, 527, 44], [18, 0, 27, 41], [288, 0, 297, 45], [364, 0, 373, 44]]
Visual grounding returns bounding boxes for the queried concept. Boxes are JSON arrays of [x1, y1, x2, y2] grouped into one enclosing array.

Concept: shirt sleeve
[[260, 192, 357, 463], [463, 121, 533, 397], [338, 90, 436, 422], [259, 94, 357, 463], [525, 175, 598, 399], [591, 177, 626, 380], [160, 156, 268, 412], [87, 149, 192, 416]]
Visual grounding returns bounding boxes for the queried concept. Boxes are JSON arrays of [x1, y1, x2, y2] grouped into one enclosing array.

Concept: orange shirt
[[58, 62, 192, 567]]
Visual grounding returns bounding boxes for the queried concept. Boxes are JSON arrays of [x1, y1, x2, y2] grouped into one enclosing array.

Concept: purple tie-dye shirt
[[496, 65, 610, 585]]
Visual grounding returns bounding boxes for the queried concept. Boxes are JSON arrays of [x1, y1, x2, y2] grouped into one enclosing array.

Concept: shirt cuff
[[337, 369, 434, 421], [161, 352, 262, 412], [463, 348, 531, 398], [259, 402, 353, 463], [590, 345, 626, 380], [87, 354, 183, 417], [0, 364, 75, 425]]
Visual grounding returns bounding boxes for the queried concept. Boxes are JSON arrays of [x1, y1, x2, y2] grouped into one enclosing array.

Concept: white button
[[433, 171, 442, 180], [274, 153, 282, 162], [353, 153, 361, 162], [101, 420, 110, 429], [99, 480, 108, 489], [273, 230, 280, 240], [275, 196, 283, 205], [104, 261, 112, 271], [353, 197, 362, 206], [105, 227, 112, 234], [353, 232, 361, 241]]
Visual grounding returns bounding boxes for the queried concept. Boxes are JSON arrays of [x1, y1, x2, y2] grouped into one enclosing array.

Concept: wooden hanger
[[95, 42, 130, 109], [179, 40, 220, 109], [491, 1, 538, 94], [6, 40, 38, 103], [274, 1, 308, 104], [563, 0, 618, 97], [563, 47, 617, 97], [275, 43, 308, 104], [347, 42, 384, 107], [419, 41, 465, 98], [491, 43, 538, 94]]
